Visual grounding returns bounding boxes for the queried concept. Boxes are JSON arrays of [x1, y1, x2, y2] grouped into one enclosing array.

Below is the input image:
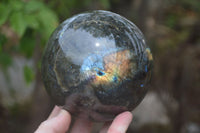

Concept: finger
[[48, 106, 61, 119], [71, 118, 93, 133], [107, 111, 133, 133], [35, 110, 71, 133], [99, 122, 112, 133]]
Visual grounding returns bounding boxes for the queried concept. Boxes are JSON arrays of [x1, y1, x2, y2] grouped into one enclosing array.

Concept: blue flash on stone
[[145, 65, 148, 72], [96, 70, 105, 76], [113, 76, 118, 83]]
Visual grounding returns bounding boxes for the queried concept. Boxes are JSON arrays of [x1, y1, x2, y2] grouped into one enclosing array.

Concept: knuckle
[[40, 121, 49, 128]]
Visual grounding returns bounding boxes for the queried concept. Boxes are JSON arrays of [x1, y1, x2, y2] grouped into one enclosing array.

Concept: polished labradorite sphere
[[41, 10, 153, 122]]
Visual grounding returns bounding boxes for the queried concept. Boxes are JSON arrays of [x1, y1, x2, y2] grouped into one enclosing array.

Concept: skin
[[35, 106, 133, 133]]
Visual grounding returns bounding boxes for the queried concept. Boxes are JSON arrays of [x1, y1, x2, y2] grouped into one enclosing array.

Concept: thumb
[[35, 109, 71, 133]]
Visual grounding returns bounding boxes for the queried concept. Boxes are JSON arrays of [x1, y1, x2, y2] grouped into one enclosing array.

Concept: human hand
[[35, 106, 133, 133]]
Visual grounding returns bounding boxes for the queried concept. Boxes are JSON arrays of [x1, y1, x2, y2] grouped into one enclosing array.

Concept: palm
[[35, 106, 132, 133]]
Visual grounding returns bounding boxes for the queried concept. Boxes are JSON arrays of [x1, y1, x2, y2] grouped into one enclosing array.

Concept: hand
[[35, 106, 133, 133]]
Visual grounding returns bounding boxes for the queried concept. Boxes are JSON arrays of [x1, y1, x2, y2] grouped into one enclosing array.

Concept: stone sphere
[[41, 10, 153, 122]]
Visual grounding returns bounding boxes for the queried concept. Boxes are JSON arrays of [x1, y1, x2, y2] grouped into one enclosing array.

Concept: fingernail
[[58, 109, 69, 117]]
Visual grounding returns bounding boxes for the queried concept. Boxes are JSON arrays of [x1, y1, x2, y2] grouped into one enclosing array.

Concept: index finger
[[107, 111, 133, 133], [48, 106, 61, 119]]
